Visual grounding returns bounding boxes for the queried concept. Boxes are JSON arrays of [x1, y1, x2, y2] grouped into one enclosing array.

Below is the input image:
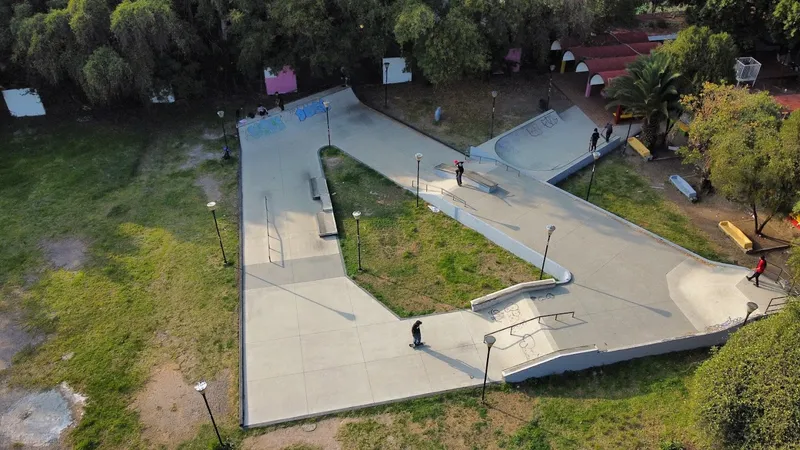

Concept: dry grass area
[[356, 75, 572, 152]]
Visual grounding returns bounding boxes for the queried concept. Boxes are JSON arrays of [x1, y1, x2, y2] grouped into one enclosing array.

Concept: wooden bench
[[434, 163, 499, 193], [718, 221, 753, 252], [627, 137, 653, 161], [669, 175, 697, 202], [316, 211, 338, 237]]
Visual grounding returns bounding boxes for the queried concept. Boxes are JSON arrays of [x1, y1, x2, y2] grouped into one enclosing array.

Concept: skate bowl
[[473, 107, 623, 183]]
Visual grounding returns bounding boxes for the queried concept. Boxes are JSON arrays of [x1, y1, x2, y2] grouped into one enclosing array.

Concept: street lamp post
[[540, 225, 556, 280], [622, 122, 632, 154], [415, 153, 423, 207], [384, 62, 390, 108], [194, 381, 225, 448], [547, 65, 555, 110], [742, 301, 759, 326], [585, 151, 602, 201], [490, 91, 498, 138], [353, 211, 362, 271], [217, 110, 230, 159], [323, 101, 331, 147], [482, 335, 496, 403], [207, 202, 228, 265]]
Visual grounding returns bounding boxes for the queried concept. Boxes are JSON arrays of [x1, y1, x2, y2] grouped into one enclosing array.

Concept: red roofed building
[[561, 42, 660, 71]]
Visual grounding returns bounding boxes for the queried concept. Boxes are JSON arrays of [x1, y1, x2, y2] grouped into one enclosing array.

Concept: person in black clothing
[[410, 320, 423, 347], [276, 94, 285, 111], [257, 104, 268, 117], [454, 160, 464, 186], [604, 122, 613, 143], [590, 128, 600, 151]]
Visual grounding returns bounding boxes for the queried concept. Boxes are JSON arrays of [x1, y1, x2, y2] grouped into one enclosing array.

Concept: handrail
[[264, 196, 272, 262], [484, 310, 575, 338], [467, 154, 521, 176], [765, 296, 790, 315], [411, 180, 468, 207]]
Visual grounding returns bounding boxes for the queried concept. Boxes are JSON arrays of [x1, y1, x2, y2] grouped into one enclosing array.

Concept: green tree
[[415, 7, 490, 85], [680, 83, 794, 234], [655, 26, 737, 92], [692, 300, 800, 448], [604, 52, 682, 147], [81, 45, 131, 104]]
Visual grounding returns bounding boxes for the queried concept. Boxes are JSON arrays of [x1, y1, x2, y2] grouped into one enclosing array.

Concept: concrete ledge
[[669, 175, 697, 202], [718, 221, 752, 252], [503, 325, 738, 382], [316, 211, 338, 236], [627, 137, 652, 161], [434, 163, 498, 193], [470, 279, 557, 311]]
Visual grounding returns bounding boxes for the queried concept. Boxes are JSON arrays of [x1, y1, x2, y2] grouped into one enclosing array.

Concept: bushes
[[692, 301, 800, 448]]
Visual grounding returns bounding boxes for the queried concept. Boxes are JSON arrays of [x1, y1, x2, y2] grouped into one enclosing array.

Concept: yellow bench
[[627, 137, 653, 161], [718, 221, 753, 252]]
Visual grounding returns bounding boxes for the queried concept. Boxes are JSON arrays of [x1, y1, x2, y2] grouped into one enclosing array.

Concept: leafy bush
[[692, 301, 800, 448]]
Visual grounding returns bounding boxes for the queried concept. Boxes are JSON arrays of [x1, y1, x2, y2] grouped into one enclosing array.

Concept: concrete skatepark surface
[[239, 88, 779, 427]]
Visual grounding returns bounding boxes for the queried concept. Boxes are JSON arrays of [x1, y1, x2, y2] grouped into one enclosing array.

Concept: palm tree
[[605, 52, 682, 148]]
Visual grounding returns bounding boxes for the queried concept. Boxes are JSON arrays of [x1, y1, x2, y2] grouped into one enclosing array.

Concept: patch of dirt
[[323, 156, 343, 170], [484, 390, 536, 435], [132, 364, 229, 449], [39, 238, 87, 271], [0, 309, 42, 372], [201, 129, 225, 141], [622, 151, 800, 272], [181, 144, 218, 170], [0, 382, 86, 448], [243, 417, 357, 450], [195, 175, 221, 202]]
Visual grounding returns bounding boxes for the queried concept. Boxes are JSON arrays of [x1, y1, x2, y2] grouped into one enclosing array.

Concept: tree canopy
[[0, 0, 646, 105], [655, 25, 737, 93], [681, 83, 799, 234], [692, 300, 800, 448]]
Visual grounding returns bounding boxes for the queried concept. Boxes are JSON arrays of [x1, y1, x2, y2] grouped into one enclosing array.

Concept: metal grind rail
[[411, 180, 468, 207], [264, 196, 271, 262], [484, 310, 575, 339]]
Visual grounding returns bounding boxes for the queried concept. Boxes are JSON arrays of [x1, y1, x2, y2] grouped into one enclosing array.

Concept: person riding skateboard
[[454, 160, 464, 186], [410, 320, 423, 347]]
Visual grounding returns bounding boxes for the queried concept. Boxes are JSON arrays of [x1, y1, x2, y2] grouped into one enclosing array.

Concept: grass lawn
[[244, 349, 709, 449], [558, 154, 724, 262], [0, 115, 239, 448], [320, 147, 547, 316]]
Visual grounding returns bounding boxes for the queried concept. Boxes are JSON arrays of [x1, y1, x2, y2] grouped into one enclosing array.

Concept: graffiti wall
[[295, 99, 328, 122]]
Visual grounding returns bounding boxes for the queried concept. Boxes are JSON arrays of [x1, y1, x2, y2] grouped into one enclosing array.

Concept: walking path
[[239, 88, 780, 427]]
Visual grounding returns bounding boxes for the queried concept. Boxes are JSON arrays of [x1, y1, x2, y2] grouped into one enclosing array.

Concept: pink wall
[[264, 66, 298, 95]]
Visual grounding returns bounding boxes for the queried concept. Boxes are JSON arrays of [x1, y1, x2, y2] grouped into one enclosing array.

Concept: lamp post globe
[[384, 62, 391, 108], [207, 201, 228, 265], [216, 110, 229, 149], [540, 224, 556, 280], [415, 153, 423, 207], [323, 101, 331, 147], [194, 380, 224, 447], [743, 301, 759, 325], [353, 211, 363, 271], [490, 91, 498, 138], [481, 335, 497, 402]]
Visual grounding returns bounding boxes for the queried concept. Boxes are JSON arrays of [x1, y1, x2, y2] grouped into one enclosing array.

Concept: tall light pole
[[482, 335, 496, 403], [194, 381, 225, 449], [742, 301, 759, 326], [207, 202, 228, 265], [585, 151, 602, 201], [353, 211, 362, 271], [490, 91, 498, 138], [217, 110, 229, 152], [540, 224, 556, 280], [384, 62, 390, 108], [415, 153, 423, 207], [323, 101, 331, 147], [547, 65, 555, 110]]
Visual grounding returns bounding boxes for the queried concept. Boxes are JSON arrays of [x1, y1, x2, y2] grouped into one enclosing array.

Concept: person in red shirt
[[746, 255, 767, 287]]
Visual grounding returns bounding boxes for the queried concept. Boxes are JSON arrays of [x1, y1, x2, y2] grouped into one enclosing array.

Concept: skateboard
[[409, 342, 426, 348]]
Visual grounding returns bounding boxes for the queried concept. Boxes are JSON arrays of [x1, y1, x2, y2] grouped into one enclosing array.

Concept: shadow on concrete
[[241, 267, 356, 321], [421, 347, 482, 379], [472, 212, 521, 231], [574, 282, 673, 317]]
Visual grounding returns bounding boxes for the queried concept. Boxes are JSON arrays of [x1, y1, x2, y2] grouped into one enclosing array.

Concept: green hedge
[[692, 300, 800, 448]]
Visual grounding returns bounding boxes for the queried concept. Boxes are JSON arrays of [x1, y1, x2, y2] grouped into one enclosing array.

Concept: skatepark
[[238, 87, 780, 427]]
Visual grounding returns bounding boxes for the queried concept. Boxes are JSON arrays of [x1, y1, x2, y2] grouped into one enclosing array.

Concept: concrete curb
[[470, 279, 557, 311]]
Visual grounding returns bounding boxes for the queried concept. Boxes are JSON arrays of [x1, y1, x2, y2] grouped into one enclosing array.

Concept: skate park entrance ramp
[[470, 106, 623, 184]]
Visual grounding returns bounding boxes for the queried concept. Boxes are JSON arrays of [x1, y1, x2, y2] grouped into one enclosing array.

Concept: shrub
[[691, 300, 800, 448]]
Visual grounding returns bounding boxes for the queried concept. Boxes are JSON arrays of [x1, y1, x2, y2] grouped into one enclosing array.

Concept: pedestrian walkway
[[239, 88, 780, 427]]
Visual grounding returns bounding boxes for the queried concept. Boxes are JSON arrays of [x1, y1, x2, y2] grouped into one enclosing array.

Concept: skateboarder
[[410, 320, 423, 347], [454, 160, 464, 186], [604, 122, 613, 143], [746, 255, 767, 287], [590, 128, 600, 151]]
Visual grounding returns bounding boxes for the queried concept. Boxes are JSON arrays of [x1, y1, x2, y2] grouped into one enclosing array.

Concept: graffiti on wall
[[244, 116, 286, 140], [295, 99, 328, 122]]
